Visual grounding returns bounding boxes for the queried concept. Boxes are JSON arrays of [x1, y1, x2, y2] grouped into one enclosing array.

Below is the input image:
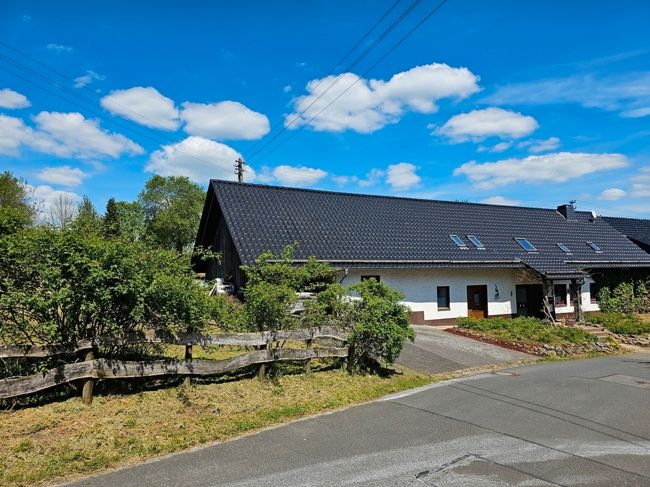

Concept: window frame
[[586, 241, 602, 252], [514, 237, 538, 252], [557, 243, 572, 254], [450, 234, 469, 249], [436, 286, 450, 310], [554, 284, 568, 306], [466, 235, 486, 249]]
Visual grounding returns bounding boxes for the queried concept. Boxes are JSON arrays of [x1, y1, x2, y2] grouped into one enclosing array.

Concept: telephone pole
[[234, 158, 245, 183]]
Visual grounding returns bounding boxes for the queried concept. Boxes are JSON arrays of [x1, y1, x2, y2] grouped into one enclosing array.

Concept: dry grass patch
[[0, 368, 431, 486]]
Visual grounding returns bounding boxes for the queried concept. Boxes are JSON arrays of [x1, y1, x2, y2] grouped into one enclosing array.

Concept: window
[[590, 283, 599, 304], [437, 286, 450, 310], [361, 275, 380, 282], [554, 284, 567, 306], [515, 238, 537, 252], [586, 241, 602, 252], [450, 234, 468, 249], [467, 235, 485, 249], [557, 243, 572, 253]]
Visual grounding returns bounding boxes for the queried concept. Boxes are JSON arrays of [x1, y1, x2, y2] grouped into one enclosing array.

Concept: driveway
[[396, 325, 530, 374], [67, 354, 650, 486]]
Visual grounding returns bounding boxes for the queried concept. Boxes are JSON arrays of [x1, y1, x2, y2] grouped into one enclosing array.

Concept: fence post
[[82, 350, 94, 405], [184, 344, 192, 386], [258, 341, 267, 381], [304, 339, 313, 374]]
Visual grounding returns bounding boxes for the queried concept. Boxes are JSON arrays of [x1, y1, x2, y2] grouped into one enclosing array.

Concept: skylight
[[467, 235, 485, 249], [450, 234, 468, 249], [587, 241, 602, 252], [515, 238, 537, 252], [557, 243, 572, 253]]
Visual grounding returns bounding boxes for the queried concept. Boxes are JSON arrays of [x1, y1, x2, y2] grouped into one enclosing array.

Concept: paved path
[[67, 354, 650, 487], [396, 325, 530, 374]]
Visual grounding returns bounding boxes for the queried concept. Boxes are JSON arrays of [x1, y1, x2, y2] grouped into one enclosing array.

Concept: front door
[[516, 284, 544, 318], [467, 285, 488, 319]]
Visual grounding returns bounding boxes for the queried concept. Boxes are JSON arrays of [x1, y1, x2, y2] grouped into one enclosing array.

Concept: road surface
[[67, 354, 650, 486]]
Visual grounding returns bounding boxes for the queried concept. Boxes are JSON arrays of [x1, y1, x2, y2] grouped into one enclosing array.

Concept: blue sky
[[1, 0, 649, 218]]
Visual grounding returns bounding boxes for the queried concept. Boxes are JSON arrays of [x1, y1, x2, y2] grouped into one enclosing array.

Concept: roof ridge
[[210, 179, 563, 213]]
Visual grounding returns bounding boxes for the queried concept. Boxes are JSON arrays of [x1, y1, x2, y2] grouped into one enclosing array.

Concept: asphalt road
[[396, 325, 530, 374], [67, 354, 650, 487]]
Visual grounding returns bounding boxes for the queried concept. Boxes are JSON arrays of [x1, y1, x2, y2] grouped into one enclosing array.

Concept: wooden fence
[[0, 326, 349, 405]]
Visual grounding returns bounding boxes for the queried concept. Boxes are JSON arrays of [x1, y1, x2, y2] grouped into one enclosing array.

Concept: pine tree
[[103, 197, 120, 238]]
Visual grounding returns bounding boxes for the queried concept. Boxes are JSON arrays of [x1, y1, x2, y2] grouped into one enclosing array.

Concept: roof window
[[586, 241, 602, 252], [450, 234, 468, 249], [557, 243, 572, 253], [466, 235, 485, 249], [515, 238, 537, 252]]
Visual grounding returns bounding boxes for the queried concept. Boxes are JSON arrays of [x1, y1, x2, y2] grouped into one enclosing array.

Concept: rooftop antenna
[[234, 158, 246, 183], [569, 199, 577, 208]]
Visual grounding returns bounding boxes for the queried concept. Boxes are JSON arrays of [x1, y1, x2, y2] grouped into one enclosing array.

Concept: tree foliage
[[0, 227, 214, 345], [138, 175, 204, 252], [598, 279, 650, 314], [0, 171, 35, 234]]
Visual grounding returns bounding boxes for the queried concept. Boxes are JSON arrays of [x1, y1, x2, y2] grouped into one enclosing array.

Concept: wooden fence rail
[[0, 327, 349, 403]]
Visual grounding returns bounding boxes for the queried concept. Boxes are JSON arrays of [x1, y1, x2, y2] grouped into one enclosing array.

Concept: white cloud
[[286, 62, 480, 133], [271, 165, 327, 187], [437, 108, 538, 142], [33, 111, 144, 158], [37, 166, 88, 187], [146, 136, 252, 183], [0, 112, 143, 159], [599, 188, 626, 201], [478, 141, 513, 153], [331, 168, 385, 188], [46, 43, 72, 53], [0, 88, 30, 109], [483, 72, 650, 117], [74, 70, 105, 88], [525, 136, 561, 153], [454, 152, 628, 189], [386, 162, 420, 190], [481, 195, 521, 206], [30, 184, 81, 222], [283, 85, 292, 93], [181, 101, 270, 140], [101, 86, 180, 130], [631, 166, 650, 198]]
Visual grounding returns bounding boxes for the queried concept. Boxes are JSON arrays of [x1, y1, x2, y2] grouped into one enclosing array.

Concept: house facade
[[194, 180, 650, 325]]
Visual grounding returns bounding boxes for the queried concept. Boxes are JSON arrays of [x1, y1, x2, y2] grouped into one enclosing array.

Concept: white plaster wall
[[341, 268, 525, 320], [552, 277, 600, 314], [339, 268, 599, 321]]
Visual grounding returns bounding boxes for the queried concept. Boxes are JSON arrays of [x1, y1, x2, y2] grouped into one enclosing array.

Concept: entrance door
[[516, 284, 544, 318], [467, 285, 488, 318]]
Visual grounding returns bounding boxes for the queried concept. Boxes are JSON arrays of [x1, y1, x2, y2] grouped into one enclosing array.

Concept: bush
[[243, 281, 297, 331], [457, 316, 595, 345], [0, 227, 214, 345], [597, 280, 650, 314], [346, 279, 415, 371], [586, 312, 650, 335]]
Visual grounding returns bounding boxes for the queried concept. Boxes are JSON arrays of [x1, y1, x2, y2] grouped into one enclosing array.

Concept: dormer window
[[450, 234, 468, 249], [515, 238, 537, 252], [467, 235, 485, 249], [557, 243, 572, 254], [587, 241, 602, 252]]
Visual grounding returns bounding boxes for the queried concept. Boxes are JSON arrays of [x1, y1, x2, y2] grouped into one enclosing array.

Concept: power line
[[249, 0, 450, 165], [243, 0, 420, 159]]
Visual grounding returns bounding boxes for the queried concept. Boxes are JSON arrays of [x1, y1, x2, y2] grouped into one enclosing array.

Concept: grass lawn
[[0, 367, 432, 486], [586, 312, 650, 336], [456, 317, 597, 346]]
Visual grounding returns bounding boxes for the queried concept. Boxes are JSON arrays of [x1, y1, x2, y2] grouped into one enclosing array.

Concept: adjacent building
[[194, 180, 650, 325]]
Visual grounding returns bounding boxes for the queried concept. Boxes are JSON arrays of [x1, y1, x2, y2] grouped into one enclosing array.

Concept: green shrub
[[457, 316, 595, 345], [346, 279, 415, 371], [597, 280, 650, 314], [243, 281, 297, 332], [586, 312, 650, 335]]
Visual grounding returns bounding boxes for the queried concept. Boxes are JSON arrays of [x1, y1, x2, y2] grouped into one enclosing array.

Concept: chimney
[[557, 202, 577, 221]]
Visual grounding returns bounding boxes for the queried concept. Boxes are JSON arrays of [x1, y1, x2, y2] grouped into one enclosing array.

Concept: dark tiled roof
[[205, 180, 650, 276], [603, 216, 650, 251]]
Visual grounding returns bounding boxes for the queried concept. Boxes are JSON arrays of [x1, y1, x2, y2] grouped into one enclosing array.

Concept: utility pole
[[234, 158, 246, 183]]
